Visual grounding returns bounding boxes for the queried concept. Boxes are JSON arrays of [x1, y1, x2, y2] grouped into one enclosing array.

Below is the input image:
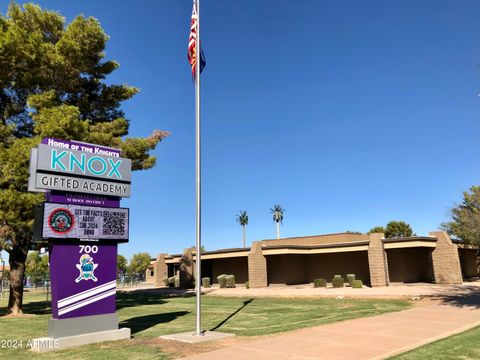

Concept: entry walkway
[[204, 281, 480, 299], [184, 296, 480, 359]]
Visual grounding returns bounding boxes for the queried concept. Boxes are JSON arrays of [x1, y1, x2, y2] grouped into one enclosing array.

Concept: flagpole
[[195, 0, 203, 337]]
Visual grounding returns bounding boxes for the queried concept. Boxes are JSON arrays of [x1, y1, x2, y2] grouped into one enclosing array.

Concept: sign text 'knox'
[[36, 144, 131, 182]]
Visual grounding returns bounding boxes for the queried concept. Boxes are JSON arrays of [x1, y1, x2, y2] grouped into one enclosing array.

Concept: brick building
[[146, 231, 479, 288]]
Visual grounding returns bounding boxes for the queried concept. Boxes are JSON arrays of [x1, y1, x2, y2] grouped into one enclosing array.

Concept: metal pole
[[195, 0, 203, 336]]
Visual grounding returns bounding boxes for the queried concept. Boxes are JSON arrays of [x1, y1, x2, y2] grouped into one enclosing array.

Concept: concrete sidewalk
[[204, 281, 480, 299], [131, 281, 480, 300], [183, 298, 480, 359]]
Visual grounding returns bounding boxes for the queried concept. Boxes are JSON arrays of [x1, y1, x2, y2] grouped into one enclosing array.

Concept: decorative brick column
[[430, 231, 462, 284], [248, 241, 267, 288], [153, 254, 168, 287], [179, 248, 194, 288], [368, 233, 389, 287], [145, 267, 154, 283]]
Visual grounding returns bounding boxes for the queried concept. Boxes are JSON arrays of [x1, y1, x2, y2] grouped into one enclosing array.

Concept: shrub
[[352, 279, 363, 288], [245, 281, 249, 289], [225, 274, 236, 288], [346, 274, 356, 286], [332, 276, 344, 288], [202, 277, 211, 288], [217, 274, 228, 288], [313, 278, 327, 288], [174, 276, 180, 288], [168, 276, 175, 287], [163, 277, 169, 286]]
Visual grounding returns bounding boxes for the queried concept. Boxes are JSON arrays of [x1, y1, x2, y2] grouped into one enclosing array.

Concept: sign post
[[28, 138, 131, 352]]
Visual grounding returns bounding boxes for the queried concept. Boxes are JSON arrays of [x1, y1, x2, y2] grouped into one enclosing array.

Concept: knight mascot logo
[[75, 254, 99, 283], [48, 208, 74, 234]]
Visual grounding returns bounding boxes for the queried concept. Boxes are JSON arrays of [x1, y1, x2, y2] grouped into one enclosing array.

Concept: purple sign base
[[50, 241, 117, 319]]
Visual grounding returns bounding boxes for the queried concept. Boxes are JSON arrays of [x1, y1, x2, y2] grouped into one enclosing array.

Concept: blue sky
[[5, 1, 480, 261]]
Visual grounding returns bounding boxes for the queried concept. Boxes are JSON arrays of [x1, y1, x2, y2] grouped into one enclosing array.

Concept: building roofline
[[383, 236, 437, 243], [165, 247, 251, 259], [196, 247, 251, 255], [262, 240, 370, 251], [161, 236, 439, 261], [260, 232, 366, 243]]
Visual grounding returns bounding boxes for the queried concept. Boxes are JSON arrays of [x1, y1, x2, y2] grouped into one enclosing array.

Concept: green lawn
[[390, 325, 480, 360], [0, 290, 410, 359]]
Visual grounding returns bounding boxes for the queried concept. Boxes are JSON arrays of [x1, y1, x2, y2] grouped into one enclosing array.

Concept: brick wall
[[368, 233, 389, 286], [267, 254, 307, 284], [459, 249, 479, 278], [430, 231, 462, 284], [145, 266, 154, 284], [248, 241, 267, 287], [153, 254, 168, 286], [211, 257, 248, 283], [386, 248, 434, 283], [306, 252, 370, 283], [179, 248, 194, 288]]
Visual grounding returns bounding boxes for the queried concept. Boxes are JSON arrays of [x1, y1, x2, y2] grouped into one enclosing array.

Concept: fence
[[116, 274, 146, 289]]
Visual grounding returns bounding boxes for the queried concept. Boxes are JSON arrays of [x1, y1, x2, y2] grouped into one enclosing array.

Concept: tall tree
[[129, 253, 152, 278], [270, 204, 285, 239], [368, 226, 386, 234], [0, 3, 168, 315], [25, 251, 49, 286], [116, 254, 127, 275], [188, 245, 206, 253], [236, 210, 248, 248], [442, 186, 480, 244], [384, 221, 413, 238]]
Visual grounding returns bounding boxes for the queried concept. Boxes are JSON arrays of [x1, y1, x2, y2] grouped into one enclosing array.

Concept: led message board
[[40, 203, 129, 242]]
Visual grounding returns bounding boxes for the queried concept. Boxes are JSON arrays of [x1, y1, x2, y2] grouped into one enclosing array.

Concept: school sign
[[29, 138, 131, 351], [30, 141, 131, 197]]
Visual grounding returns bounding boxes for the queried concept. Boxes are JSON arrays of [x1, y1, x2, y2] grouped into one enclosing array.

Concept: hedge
[[202, 277, 211, 288], [346, 274, 356, 286], [217, 274, 228, 288], [225, 274, 236, 288], [352, 279, 363, 288], [332, 276, 344, 288]]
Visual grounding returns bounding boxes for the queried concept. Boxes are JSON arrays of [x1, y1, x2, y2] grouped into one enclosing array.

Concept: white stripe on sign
[[58, 280, 116, 309], [58, 289, 116, 316]]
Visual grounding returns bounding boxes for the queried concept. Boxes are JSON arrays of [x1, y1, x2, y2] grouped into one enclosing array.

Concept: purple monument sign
[[49, 242, 117, 319], [28, 138, 131, 349]]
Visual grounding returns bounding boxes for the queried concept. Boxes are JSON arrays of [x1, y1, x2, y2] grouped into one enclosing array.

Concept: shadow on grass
[[120, 311, 190, 334], [210, 299, 254, 331], [116, 288, 200, 310], [0, 291, 170, 316], [0, 300, 51, 316], [116, 292, 168, 310], [0, 287, 199, 317]]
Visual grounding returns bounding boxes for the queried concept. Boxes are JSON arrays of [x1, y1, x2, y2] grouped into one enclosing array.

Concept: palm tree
[[270, 204, 284, 239], [236, 211, 249, 248]]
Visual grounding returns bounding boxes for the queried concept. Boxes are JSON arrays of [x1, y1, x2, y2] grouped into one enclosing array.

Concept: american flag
[[188, 0, 205, 79]]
